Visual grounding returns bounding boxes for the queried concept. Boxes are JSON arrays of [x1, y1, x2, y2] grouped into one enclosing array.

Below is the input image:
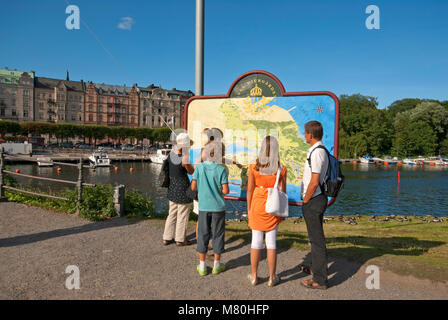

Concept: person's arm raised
[[182, 153, 194, 174]]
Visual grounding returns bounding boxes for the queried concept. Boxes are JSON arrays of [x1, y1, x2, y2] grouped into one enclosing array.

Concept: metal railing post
[[113, 184, 125, 217], [76, 157, 83, 215], [0, 147, 7, 202]]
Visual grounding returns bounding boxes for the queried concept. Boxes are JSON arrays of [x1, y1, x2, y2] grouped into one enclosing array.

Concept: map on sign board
[[185, 71, 339, 204]]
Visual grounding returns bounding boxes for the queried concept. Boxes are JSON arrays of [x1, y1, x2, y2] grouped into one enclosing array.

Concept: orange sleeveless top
[[248, 163, 287, 231]]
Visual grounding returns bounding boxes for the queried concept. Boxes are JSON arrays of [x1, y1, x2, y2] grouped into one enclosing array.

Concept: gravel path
[[1, 202, 447, 300]]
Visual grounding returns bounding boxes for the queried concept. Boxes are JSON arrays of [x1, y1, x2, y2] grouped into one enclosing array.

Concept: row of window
[[87, 105, 137, 114], [142, 99, 179, 107], [38, 102, 82, 111], [0, 88, 30, 95], [0, 98, 30, 107], [37, 113, 83, 121], [142, 116, 176, 124], [0, 79, 32, 85], [0, 108, 29, 117], [86, 114, 136, 123], [89, 96, 138, 104]]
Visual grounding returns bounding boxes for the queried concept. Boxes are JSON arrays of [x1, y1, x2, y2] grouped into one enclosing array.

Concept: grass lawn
[[209, 216, 448, 282]]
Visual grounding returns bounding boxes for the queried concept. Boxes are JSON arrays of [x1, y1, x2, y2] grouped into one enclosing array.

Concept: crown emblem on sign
[[250, 84, 262, 97]]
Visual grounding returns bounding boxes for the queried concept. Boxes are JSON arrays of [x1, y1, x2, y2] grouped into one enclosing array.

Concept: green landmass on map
[[219, 99, 308, 186]]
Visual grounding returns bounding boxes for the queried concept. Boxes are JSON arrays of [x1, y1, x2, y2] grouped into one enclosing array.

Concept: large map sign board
[[184, 70, 339, 205]]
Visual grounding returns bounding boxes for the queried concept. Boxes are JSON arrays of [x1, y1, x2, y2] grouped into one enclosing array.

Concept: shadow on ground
[[0, 217, 139, 248], [222, 227, 446, 287]]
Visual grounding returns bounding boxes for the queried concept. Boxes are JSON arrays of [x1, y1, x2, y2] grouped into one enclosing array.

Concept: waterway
[[6, 162, 448, 217]]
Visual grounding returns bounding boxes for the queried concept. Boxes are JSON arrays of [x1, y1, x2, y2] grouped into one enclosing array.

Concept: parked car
[[97, 142, 114, 148], [45, 142, 59, 148], [78, 144, 94, 150], [121, 144, 136, 151], [59, 142, 74, 149], [97, 146, 114, 151]]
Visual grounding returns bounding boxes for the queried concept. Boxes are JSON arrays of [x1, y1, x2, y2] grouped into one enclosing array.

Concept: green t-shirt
[[192, 162, 228, 212]]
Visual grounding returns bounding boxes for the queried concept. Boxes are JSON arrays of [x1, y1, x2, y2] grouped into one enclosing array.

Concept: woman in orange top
[[246, 136, 287, 287]]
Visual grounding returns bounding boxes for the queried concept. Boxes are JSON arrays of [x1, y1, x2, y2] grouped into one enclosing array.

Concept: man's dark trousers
[[302, 193, 328, 285]]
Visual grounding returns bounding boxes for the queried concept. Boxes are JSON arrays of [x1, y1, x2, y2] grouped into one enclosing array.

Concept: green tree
[[393, 112, 437, 157], [0, 120, 21, 137]]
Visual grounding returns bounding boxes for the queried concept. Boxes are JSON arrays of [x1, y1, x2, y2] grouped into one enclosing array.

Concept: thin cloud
[[117, 17, 135, 30]]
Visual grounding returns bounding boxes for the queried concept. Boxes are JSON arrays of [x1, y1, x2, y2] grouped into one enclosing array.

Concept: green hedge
[[4, 173, 156, 221]]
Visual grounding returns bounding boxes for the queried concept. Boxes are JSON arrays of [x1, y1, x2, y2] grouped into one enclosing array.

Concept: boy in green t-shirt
[[191, 141, 229, 275]]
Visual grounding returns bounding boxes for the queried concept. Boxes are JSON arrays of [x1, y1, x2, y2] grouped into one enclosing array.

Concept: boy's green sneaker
[[197, 265, 208, 276], [212, 263, 226, 275]]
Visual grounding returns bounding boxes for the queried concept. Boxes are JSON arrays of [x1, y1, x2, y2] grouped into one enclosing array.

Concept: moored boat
[[88, 152, 112, 167], [403, 158, 417, 166], [36, 157, 53, 167], [383, 157, 398, 165], [424, 156, 446, 166], [149, 148, 170, 164], [359, 155, 375, 165]]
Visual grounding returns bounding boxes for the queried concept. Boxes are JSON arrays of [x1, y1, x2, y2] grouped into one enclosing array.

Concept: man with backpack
[[300, 120, 331, 290]]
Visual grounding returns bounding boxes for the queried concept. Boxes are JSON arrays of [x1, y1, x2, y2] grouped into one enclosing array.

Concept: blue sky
[[1, 0, 447, 108]]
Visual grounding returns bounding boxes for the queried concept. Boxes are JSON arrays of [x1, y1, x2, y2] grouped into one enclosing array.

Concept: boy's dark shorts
[[197, 210, 225, 254]]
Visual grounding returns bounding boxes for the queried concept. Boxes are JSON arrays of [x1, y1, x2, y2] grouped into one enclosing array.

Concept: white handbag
[[265, 165, 289, 217]]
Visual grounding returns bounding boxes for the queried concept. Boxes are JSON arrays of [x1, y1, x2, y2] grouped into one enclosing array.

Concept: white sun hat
[[175, 132, 193, 148]]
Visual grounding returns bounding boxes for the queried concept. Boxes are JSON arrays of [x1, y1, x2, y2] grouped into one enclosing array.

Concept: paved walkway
[[0, 202, 447, 300]]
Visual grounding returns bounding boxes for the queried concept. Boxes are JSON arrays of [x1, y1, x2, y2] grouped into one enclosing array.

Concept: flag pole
[[195, 0, 204, 96]]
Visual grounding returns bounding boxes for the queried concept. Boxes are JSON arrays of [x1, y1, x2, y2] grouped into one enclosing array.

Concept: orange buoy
[[398, 161, 402, 166], [130, 167, 134, 173], [15, 169, 20, 173], [384, 161, 389, 166], [352, 161, 357, 165], [430, 162, 435, 166], [114, 166, 118, 172]]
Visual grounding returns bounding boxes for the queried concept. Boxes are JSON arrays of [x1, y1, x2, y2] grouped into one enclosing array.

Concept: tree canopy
[[339, 95, 448, 158]]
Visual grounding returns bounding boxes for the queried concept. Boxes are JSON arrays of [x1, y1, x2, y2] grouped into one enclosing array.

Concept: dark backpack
[[307, 145, 344, 198], [158, 158, 170, 188]]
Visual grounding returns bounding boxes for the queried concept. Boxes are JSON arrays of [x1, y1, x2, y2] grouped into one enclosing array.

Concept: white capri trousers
[[251, 226, 278, 250]]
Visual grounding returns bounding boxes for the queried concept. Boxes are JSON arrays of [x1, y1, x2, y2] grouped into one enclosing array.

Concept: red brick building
[[84, 82, 139, 127]]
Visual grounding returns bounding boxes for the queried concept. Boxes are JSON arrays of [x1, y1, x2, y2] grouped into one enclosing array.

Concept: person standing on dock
[[300, 120, 329, 290], [162, 133, 194, 246]]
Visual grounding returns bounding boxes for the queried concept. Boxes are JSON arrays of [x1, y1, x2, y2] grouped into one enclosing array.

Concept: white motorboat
[[424, 156, 446, 166], [413, 156, 426, 165], [383, 157, 398, 165], [359, 156, 375, 165], [149, 149, 170, 164], [37, 157, 53, 167], [88, 152, 112, 167], [403, 158, 417, 166]]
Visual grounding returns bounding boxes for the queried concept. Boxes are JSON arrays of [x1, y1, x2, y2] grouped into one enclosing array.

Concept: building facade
[[0, 67, 35, 122], [84, 82, 139, 127], [1, 67, 193, 130], [138, 84, 193, 129], [34, 76, 85, 124]]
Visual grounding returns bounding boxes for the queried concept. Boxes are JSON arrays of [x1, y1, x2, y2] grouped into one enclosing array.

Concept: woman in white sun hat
[[162, 132, 195, 246]]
